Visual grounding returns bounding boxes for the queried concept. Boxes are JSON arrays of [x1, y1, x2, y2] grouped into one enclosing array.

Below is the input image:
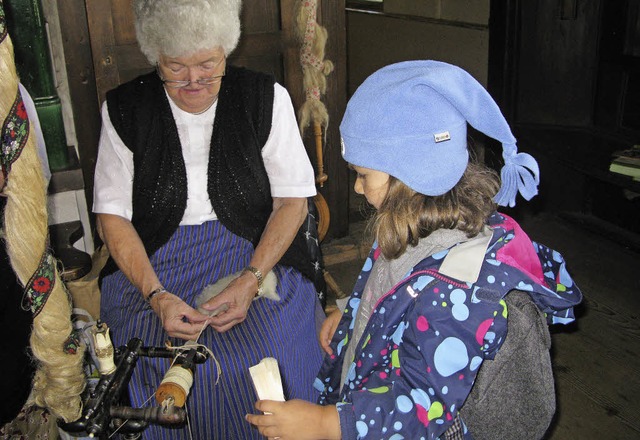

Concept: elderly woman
[[92, 0, 324, 438]]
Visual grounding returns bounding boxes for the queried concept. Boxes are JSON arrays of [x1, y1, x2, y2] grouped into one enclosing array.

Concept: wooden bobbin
[[155, 365, 194, 407]]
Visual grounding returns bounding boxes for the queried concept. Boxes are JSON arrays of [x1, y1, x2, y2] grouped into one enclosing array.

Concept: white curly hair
[[134, 0, 242, 64]]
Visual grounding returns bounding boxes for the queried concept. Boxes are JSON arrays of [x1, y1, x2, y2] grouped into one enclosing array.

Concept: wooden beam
[[56, 0, 101, 235], [85, 0, 120, 105], [319, 0, 349, 238]]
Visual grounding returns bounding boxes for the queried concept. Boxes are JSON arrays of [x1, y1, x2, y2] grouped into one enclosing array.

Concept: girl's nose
[[354, 178, 364, 195]]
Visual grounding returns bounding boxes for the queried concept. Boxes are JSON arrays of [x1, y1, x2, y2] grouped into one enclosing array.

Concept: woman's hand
[[203, 196, 308, 333], [319, 308, 343, 356], [98, 214, 209, 339], [246, 399, 341, 440], [202, 270, 258, 333], [151, 291, 210, 340]]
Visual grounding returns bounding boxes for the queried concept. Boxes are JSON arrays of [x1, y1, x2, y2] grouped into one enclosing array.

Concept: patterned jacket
[[315, 213, 582, 439]]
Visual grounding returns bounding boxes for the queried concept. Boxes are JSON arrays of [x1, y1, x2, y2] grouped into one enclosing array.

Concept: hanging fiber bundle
[[0, 2, 84, 423], [295, 0, 334, 134]]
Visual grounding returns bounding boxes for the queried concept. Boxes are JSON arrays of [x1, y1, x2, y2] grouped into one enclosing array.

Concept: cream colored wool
[[295, 0, 333, 134], [1, 23, 84, 422]]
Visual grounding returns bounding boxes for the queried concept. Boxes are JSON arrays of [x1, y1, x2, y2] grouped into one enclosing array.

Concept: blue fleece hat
[[340, 60, 539, 207]]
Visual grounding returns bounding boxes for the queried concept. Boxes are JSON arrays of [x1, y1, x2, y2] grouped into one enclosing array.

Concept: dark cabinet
[[489, 0, 640, 233]]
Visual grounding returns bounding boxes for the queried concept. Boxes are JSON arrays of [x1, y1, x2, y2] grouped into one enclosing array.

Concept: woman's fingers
[[154, 291, 210, 339], [165, 319, 207, 340]]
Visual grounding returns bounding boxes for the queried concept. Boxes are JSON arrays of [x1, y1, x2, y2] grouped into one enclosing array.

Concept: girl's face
[[352, 165, 390, 209]]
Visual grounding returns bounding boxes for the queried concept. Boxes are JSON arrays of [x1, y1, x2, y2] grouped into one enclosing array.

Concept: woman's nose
[[187, 67, 201, 84]]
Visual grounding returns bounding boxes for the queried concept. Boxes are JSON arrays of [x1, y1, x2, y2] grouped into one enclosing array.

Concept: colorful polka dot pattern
[[316, 213, 582, 439]]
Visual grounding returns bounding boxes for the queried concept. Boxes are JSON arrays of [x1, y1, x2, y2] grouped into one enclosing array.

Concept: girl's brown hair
[[371, 161, 500, 260]]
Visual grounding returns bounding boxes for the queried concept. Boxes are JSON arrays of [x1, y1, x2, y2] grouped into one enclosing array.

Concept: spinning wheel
[[313, 121, 330, 241]]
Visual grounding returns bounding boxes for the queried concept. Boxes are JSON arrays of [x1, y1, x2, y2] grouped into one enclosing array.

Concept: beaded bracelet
[[145, 287, 167, 303]]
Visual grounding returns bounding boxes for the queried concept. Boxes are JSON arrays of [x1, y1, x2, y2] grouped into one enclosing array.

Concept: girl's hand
[[151, 291, 209, 340], [319, 308, 343, 355], [246, 399, 341, 440]]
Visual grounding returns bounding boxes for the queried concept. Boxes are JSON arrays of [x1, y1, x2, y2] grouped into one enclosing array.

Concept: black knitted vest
[[100, 66, 319, 285]]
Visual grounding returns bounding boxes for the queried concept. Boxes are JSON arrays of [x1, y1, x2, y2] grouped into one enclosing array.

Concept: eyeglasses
[[156, 58, 226, 88]]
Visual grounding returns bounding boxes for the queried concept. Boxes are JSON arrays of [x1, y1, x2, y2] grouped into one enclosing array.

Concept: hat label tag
[[434, 131, 451, 143]]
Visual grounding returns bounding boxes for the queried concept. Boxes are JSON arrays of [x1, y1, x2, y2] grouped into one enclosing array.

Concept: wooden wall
[[488, 0, 640, 233], [490, 0, 640, 140], [346, 4, 490, 95]]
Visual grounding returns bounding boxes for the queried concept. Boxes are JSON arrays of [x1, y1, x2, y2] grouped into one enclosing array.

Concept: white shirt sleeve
[[262, 83, 317, 198], [92, 101, 134, 220]]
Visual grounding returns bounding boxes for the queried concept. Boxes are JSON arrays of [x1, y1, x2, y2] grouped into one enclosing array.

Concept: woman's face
[[352, 165, 390, 209], [157, 47, 226, 114]]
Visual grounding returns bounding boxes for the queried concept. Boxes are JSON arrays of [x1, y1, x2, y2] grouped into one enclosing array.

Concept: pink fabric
[[495, 214, 545, 284]]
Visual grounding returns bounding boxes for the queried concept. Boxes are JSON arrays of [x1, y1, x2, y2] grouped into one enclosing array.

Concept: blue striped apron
[[100, 220, 324, 439]]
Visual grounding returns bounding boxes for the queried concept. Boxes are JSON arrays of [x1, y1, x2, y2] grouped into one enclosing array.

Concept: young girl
[[246, 60, 582, 439]]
